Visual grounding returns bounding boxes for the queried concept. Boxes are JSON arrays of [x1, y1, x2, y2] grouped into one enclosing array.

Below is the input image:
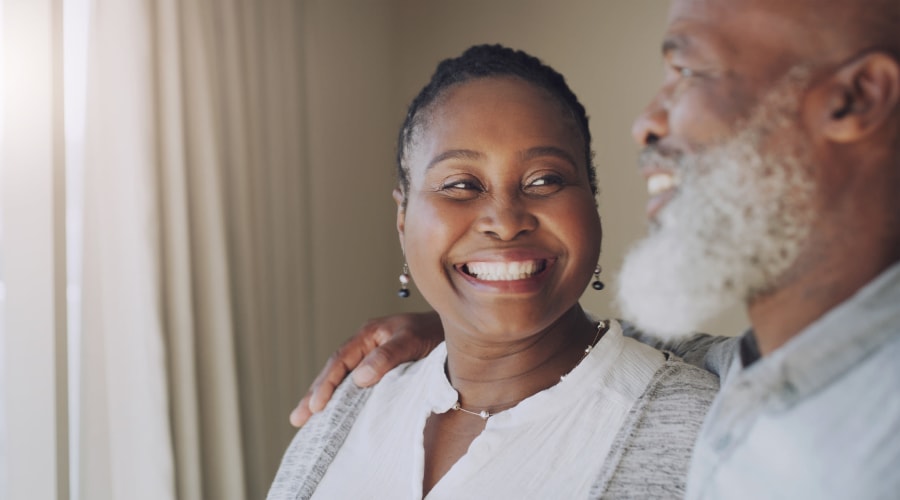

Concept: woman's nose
[[474, 193, 538, 241]]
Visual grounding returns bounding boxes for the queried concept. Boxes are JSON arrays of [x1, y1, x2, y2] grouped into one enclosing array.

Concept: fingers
[[350, 314, 442, 386], [289, 334, 371, 428], [289, 393, 314, 427], [308, 354, 354, 411], [350, 326, 397, 386], [288, 312, 444, 428], [351, 341, 402, 386]]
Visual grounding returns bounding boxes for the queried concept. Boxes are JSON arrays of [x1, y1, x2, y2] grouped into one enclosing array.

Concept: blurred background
[[0, 1, 748, 499]]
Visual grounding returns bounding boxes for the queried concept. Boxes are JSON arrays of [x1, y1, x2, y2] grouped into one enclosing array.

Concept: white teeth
[[647, 173, 677, 196], [467, 260, 541, 281]]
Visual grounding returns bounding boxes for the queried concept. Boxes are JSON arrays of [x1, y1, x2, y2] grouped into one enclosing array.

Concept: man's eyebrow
[[427, 149, 484, 170], [662, 35, 686, 57], [520, 146, 578, 169]]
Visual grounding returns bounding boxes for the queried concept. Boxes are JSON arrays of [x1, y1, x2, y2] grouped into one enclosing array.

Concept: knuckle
[[365, 348, 393, 369], [371, 326, 393, 344]]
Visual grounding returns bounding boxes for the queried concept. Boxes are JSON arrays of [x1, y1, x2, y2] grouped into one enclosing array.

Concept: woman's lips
[[454, 257, 555, 293]]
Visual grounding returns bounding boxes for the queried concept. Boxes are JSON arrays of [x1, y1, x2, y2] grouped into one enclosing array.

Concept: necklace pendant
[[479, 410, 489, 420]]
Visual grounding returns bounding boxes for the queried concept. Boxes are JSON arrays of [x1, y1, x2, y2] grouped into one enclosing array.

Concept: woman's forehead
[[412, 77, 583, 155]]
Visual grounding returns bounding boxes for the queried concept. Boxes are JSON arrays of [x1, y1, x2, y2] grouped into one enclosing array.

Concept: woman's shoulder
[[588, 354, 719, 499], [268, 347, 448, 499], [299, 349, 438, 434], [268, 379, 374, 499], [607, 318, 720, 406], [623, 354, 720, 432], [650, 354, 721, 398]]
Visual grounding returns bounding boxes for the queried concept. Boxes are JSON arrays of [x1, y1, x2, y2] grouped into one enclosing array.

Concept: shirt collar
[[733, 261, 900, 405], [422, 321, 643, 425]]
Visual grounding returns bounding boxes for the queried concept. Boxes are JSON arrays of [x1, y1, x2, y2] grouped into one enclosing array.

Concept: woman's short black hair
[[396, 44, 596, 205]]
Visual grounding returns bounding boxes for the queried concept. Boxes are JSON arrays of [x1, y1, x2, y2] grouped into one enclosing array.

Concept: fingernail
[[352, 365, 376, 386]]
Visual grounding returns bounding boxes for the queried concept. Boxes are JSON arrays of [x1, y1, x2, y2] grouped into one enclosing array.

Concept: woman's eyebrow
[[426, 146, 577, 170], [427, 149, 484, 170], [519, 146, 578, 168]]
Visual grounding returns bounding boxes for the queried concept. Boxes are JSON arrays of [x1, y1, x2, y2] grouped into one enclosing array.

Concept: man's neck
[[748, 249, 899, 356]]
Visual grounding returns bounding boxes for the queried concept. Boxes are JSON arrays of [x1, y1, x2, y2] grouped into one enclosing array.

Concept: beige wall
[[303, 0, 749, 372], [303, 1, 400, 368]]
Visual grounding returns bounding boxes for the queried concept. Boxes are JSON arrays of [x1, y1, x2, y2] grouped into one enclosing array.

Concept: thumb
[[350, 338, 415, 386]]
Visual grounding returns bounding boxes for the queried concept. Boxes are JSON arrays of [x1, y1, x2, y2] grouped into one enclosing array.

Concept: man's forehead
[[663, 0, 813, 65], [663, 0, 746, 53], [660, 15, 735, 63], [667, 0, 778, 22], [667, 0, 729, 23]]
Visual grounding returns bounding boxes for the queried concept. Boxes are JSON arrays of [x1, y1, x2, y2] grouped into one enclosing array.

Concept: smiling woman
[[397, 75, 601, 343], [268, 44, 720, 500]]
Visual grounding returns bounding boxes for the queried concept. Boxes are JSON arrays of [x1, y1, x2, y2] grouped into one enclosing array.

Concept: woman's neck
[[442, 306, 600, 413]]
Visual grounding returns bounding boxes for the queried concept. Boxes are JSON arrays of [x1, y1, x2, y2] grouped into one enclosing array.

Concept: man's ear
[[393, 187, 406, 252], [815, 52, 900, 143]]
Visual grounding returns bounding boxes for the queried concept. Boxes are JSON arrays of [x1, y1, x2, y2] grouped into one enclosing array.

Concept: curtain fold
[[81, 1, 310, 498], [154, 0, 247, 498], [81, 0, 175, 498]]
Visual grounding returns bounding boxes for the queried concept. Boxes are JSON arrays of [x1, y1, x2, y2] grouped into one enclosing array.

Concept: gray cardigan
[[268, 353, 719, 499]]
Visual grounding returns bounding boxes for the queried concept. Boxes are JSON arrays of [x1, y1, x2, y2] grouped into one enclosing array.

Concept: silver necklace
[[451, 320, 609, 421]]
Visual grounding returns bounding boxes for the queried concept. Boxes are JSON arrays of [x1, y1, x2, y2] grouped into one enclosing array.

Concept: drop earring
[[591, 265, 605, 291], [397, 262, 411, 298]]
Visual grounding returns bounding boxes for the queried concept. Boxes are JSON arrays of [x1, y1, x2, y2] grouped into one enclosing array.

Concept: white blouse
[[312, 320, 665, 499]]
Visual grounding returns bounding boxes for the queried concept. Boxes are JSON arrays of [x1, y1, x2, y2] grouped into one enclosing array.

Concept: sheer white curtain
[[80, 1, 310, 499]]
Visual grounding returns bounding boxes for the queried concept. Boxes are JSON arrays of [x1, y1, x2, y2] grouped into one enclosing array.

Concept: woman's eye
[[438, 179, 483, 199], [442, 180, 479, 190], [530, 177, 558, 186], [526, 175, 565, 194]]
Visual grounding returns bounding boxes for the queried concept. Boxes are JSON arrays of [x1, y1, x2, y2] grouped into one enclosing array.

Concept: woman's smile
[[461, 259, 548, 281], [453, 254, 557, 295]]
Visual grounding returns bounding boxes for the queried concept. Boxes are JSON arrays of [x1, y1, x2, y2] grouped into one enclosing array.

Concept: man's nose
[[631, 94, 669, 146]]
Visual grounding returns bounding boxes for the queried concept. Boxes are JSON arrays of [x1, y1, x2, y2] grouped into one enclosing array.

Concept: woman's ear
[[815, 52, 900, 143], [393, 187, 406, 251]]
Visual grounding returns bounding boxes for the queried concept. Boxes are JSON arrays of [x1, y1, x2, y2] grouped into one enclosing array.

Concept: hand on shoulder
[[290, 311, 444, 427]]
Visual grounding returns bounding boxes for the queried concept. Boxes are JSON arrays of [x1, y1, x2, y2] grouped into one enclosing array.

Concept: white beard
[[617, 80, 815, 339]]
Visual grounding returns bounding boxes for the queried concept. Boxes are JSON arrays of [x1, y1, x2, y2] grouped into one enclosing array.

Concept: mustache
[[637, 146, 682, 171]]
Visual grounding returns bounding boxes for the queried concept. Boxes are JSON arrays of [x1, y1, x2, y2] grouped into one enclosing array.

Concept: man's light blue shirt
[[685, 263, 900, 499]]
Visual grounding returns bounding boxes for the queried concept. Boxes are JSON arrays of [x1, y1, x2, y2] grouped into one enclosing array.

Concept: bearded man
[[618, 0, 900, 496], [290, 0, 900, 497]]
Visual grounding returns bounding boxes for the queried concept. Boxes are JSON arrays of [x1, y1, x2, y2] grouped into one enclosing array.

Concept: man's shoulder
[[814, 328, 900, 411], [617, 318, 742, 377]]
